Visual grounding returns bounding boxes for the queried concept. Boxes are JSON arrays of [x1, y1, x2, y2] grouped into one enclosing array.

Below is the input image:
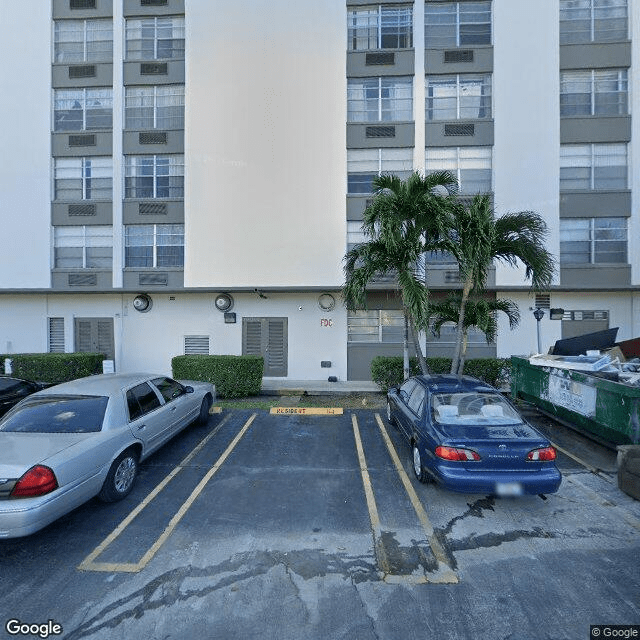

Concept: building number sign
[[320, 318, 333, 327]]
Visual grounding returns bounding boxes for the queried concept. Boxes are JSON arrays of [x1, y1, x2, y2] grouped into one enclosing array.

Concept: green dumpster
[[511, 356, 640, 446]]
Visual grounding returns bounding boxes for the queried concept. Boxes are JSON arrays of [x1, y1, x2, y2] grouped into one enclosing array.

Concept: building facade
[[0, 0, 638, 381]]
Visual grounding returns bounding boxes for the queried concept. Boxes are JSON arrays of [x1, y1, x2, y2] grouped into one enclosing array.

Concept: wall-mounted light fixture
[[318, 293, 336, 311], [214, 293, 234, 312], [133, 293, 152, 313], [549, 308, 565, 320]]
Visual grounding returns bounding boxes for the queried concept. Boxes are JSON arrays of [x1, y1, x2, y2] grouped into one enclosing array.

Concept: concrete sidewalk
[[260, 378, 380, 396]]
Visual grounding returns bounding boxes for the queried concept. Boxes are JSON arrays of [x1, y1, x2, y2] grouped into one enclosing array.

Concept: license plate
[[495, 482, 523, 497]]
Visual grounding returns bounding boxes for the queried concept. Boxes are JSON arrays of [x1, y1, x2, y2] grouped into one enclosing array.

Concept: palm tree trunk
[[450, 276, 473, 374], [457, 331, 469, 375], [409, 318, 429, 375], [403, 311, 410, 380]]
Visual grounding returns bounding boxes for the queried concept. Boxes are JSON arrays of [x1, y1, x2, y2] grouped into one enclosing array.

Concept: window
[[151, 377, 186, 403], [348, 5, 413, 50], [427, 320, 489, 344], [425, 147, 491, 193], [425, 1, 492, 48], [54, 157, 112, 200], [348, 77, 413, 122], [125, 85, 185, 130], [407, 384, 425, 415], [127, 383, 162, 421], [48, 318, 65, 353], [560, 69, 628, 116], [426, 74, 492, 120], [125, 16, 185, 60], [124, 155, 184, 199], [124, 224, 184, 268], [53, 88, 113, 131], [560, 217, 627, 264], [560, 143, 627, 190], [347, 148, 413, 194], [54, 19, 113, 63], [560, 0, 627, 44], [53, 226, 113, 269], [348, 310, 404, 342], [347, 220, 368, 251]]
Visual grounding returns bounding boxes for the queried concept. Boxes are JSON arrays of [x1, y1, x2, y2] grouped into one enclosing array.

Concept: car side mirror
[[184, 386, 194, 394]]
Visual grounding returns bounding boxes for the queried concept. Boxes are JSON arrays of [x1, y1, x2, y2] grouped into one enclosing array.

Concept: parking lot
[[1, 407, 639, 640]]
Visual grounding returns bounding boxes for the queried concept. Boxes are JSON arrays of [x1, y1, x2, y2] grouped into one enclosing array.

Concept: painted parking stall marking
[[270, 407, 343, 415], [78, 413, 257, 573], [352, 413, 458, 584]]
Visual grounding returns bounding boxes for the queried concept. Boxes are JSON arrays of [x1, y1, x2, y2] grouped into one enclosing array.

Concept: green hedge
[[172, 355, 264, 399], [371, 356, 511, 392], [1, 353, 105, 383]]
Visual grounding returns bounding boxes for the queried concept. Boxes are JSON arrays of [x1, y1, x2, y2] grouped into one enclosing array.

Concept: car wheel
[[98, 449, 139, 503], [412, 443, 430, 484], [196, 395, 212, 425], [386, 401, 397, 426]]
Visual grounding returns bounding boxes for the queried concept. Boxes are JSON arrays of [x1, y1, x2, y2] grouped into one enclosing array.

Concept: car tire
[[98, 449, 139, 503], [386, 401, 397, 426], [196, 394, 212, 425], [412, 443, 430, 484]]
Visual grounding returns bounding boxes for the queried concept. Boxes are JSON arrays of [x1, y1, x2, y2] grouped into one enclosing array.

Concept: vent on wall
[[48, 318, 65, 353], [184, 335, 210, 355], [138, 202, 167, 215], [444, 270, 461, 283], [444, 123, 475, 136], [139, 131, 167, 145], [366, 52, 395, 66], [69, 134, 96, 147], [535, 293, 551, 309], [139, 272, 168, 286], [365, 126, 396, 138], [141, 63, 168, 75], [142, 0, 168, 5], [68, 203, 97, 216], [70, 0, 97, 8], [69, 65, 96, 78], [444, 50, 474, 63], [68, 273, 97, 286]]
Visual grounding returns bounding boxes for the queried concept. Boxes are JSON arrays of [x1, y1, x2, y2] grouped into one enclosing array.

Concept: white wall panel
[[184, 0, 347, 288], [0, 2, 52, 288], [493, 0, 560, 288]]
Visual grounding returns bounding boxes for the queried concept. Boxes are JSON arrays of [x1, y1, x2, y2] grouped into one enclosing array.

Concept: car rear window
[[431, 392, 522, 425], [0, 395, 108, 433]]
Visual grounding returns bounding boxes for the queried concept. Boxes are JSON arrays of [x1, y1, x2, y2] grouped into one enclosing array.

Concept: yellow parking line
[[374, 414, 458, 584], [78, 413, 256, 573], [351, 414, 389, 577], [549, 440, 615, 483]]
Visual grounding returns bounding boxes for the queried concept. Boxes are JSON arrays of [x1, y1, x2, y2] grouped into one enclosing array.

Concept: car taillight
[[527, 446, 557, 462], [10, 465, 58, 498], [435, 446, 481, 462]]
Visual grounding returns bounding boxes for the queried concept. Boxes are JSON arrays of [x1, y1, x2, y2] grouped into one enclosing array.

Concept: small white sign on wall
[[102, 360, 115, 374]]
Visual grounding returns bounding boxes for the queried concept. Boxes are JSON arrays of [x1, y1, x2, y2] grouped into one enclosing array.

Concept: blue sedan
[[386, 375, 561, 496]]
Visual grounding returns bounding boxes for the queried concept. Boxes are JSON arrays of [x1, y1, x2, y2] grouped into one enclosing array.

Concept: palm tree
[[343, 171, 459, 380], [447, 193, 556, 375], [428, 294, 520, 375]]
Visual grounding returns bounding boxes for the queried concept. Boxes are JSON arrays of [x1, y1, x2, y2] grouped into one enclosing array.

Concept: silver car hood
[[0, 433, 94, 478]]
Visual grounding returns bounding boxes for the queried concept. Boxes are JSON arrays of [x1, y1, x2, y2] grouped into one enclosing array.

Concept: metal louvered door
[[74, 317, 115, 362], [242, 318, 288, 377]]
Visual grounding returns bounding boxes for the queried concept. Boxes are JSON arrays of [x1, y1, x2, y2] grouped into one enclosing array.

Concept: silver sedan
[[0, 373, 215, 538]]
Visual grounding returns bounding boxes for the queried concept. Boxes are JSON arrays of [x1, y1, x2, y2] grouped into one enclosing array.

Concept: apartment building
[[0, 0, 638, 381]]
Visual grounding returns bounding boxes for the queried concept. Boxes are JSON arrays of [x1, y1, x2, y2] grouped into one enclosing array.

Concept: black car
[[387, 375, 562, 496], [0, 377, 47, 418]]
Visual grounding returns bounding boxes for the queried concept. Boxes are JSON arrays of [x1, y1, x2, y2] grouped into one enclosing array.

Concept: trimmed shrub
[[371, 355, 511, 392], [4, 353, 105, 384], [172, 355, 264, 399]]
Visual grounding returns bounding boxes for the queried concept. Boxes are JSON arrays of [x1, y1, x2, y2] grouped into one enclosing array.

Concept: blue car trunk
[[439, 423, 549, 472]]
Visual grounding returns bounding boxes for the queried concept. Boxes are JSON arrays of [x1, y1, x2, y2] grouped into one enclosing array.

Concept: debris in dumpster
[[551, 328, 619, 356]]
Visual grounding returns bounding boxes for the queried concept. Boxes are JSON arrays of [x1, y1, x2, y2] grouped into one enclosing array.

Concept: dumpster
[[511, 356, 640, 446]]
